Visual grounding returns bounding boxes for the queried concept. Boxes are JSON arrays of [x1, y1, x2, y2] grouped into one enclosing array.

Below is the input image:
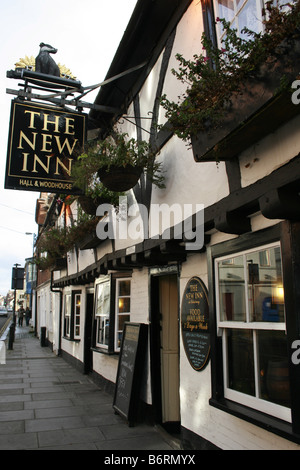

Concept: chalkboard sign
[[113, 322, 148, 426], [181, 277, 210, 371]]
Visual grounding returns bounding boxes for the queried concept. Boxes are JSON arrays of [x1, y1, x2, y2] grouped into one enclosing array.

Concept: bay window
[[93, 274, 132, 353], [215, 242, 291, 421]]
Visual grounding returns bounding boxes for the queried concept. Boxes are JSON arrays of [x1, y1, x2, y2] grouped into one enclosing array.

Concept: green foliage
[[35, 216, 99, 270], [160, 0, 300, 142], [74, 132, 165, 190]]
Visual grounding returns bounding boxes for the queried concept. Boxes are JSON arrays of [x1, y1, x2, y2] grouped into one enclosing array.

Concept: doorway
[[150, 274, 180, 432], [84, 291, 94, 374]]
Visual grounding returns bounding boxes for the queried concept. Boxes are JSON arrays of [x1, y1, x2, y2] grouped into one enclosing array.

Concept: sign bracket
[[6, 88, 121, 114], [6, 60, 147, 114]]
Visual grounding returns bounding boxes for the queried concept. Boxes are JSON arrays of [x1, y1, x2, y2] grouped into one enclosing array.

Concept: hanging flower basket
[[73, 131, 164, 194], [98, 164, 143, 192], [78, 195, 103, 215]]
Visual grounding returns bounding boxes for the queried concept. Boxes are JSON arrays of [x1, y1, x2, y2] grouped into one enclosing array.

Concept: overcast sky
[[0, 0, 137, 296]]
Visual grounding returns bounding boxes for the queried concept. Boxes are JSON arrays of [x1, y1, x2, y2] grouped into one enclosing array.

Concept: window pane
[[65, 294, 71, 315], [218, 0, 235, 22], [247, 246, 285, 322], [218, 255, 246, 321], [118, 297, 130, 313], [118, 314, 130, 332], [116, 314, 130, 348], [96, 282, 110, 316], [258, 330, 291, 407], [227, 329, 255, 396], [98, 317, 109, 346], [119, 280, 130, 296], [238, 0, 261, 36]]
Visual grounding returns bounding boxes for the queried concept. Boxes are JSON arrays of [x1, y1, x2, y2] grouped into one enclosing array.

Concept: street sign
[[11, 267, 25, 290]]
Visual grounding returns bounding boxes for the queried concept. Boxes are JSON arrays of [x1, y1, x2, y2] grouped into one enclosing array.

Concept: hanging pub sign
[[5, 99, 86, 194], [181, 276, 210, 371]]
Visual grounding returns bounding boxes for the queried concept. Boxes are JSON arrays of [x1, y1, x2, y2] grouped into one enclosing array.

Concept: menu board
[[113, 322, 147, 426], [181, 277, 210, 371]]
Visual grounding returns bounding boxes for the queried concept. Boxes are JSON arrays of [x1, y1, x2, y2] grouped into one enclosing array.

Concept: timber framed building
[[35, 0, 300, 450]]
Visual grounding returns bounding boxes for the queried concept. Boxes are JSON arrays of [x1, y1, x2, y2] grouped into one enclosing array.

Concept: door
[[159, 275, 180, 425], [151, 274, 180, 430], [84, 292, 94, 374]]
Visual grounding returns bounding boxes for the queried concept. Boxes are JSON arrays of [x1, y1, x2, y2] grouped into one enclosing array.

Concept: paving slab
[[0, 325, 177, 451]]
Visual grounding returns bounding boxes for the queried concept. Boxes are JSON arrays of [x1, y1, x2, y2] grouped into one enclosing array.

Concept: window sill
[[91, 347, 118, 356], [209, 397, 300, 445], [63, 336, 80, 343]]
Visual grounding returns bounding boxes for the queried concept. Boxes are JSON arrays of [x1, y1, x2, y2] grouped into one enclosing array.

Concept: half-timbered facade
[[35, 0, 300, 449]]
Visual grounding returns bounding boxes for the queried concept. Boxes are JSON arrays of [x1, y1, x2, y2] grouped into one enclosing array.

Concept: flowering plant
[[35, 216, 99, 270], [160, 0, 300, 142], [75, 131, 165, 190]]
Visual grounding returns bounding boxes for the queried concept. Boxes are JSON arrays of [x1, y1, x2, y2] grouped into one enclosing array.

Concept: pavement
[[0, 324, 179, 451]]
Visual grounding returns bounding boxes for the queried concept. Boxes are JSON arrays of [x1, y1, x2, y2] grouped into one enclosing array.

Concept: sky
[[0, 0, 137, 296]]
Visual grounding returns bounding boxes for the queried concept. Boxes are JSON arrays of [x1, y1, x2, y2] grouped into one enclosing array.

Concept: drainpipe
[[50, 270, 63, 356]]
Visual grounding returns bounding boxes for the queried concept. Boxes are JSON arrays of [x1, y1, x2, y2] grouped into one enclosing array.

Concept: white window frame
[[213, 0, 265, 44], [94, 278, 110, 349], [215, 241, 291, 422], [115, 278, 131, 351], [74, 293, 81, 339], [64, 293, 71, 338]]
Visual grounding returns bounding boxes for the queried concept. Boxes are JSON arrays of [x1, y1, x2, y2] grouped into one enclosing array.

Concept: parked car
[[0, 307, 8, 317]]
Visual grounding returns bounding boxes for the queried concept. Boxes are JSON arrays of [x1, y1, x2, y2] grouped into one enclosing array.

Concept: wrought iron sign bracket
[[6, 60, 147, 115], [6, 86, 121, 115]]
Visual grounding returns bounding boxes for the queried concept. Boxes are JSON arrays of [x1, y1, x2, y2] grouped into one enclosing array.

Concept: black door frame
[[84, 291, 94, 374]]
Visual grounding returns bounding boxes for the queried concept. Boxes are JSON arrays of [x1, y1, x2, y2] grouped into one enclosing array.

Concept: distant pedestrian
[[25, 307, 31, 326], [18, 306, 25, 327]]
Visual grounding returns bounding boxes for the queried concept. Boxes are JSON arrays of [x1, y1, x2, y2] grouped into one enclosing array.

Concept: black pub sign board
[[5, 99, 86, 194], [181, 276, 210, 371], [113, 323, 148, 426]]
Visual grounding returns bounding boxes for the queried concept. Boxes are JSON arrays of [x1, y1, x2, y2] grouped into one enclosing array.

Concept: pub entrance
[[84, 290, 94, 374], [150, 273, 180, 432]]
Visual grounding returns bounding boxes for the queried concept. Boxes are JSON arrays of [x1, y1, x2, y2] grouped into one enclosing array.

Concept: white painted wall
[[239, 114, 300, 187]]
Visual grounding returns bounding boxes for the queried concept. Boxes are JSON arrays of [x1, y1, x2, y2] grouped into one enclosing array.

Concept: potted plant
[[160, 1, 300, 162], [35, 226, 70, 270], [35, 214, 102, 269], [72, 141, 125, 213], [77, 131, 164, 192]]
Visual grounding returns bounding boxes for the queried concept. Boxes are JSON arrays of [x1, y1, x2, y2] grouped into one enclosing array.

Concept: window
[[74, 293, 81, 339], [215, 242, 291, 422], [213, 0, 294, 42], [93, 275, 132, 353], [214, 0, 265, 42], [64, 293, 71, 338], [63, 291, 81, 340], [115, 278, 131, 350], [95, 279, 110, 349]]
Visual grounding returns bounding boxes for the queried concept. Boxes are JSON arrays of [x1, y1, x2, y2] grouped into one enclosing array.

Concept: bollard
[[7, 323, 15, 350], [40, 327, 47, 347]]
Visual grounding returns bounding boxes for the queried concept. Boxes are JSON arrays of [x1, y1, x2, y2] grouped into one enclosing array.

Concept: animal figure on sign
[[35, 42, 60, 77]]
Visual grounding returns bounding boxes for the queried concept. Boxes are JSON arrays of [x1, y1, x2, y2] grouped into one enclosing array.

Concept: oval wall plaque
[[181, 277, 210, 371]]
